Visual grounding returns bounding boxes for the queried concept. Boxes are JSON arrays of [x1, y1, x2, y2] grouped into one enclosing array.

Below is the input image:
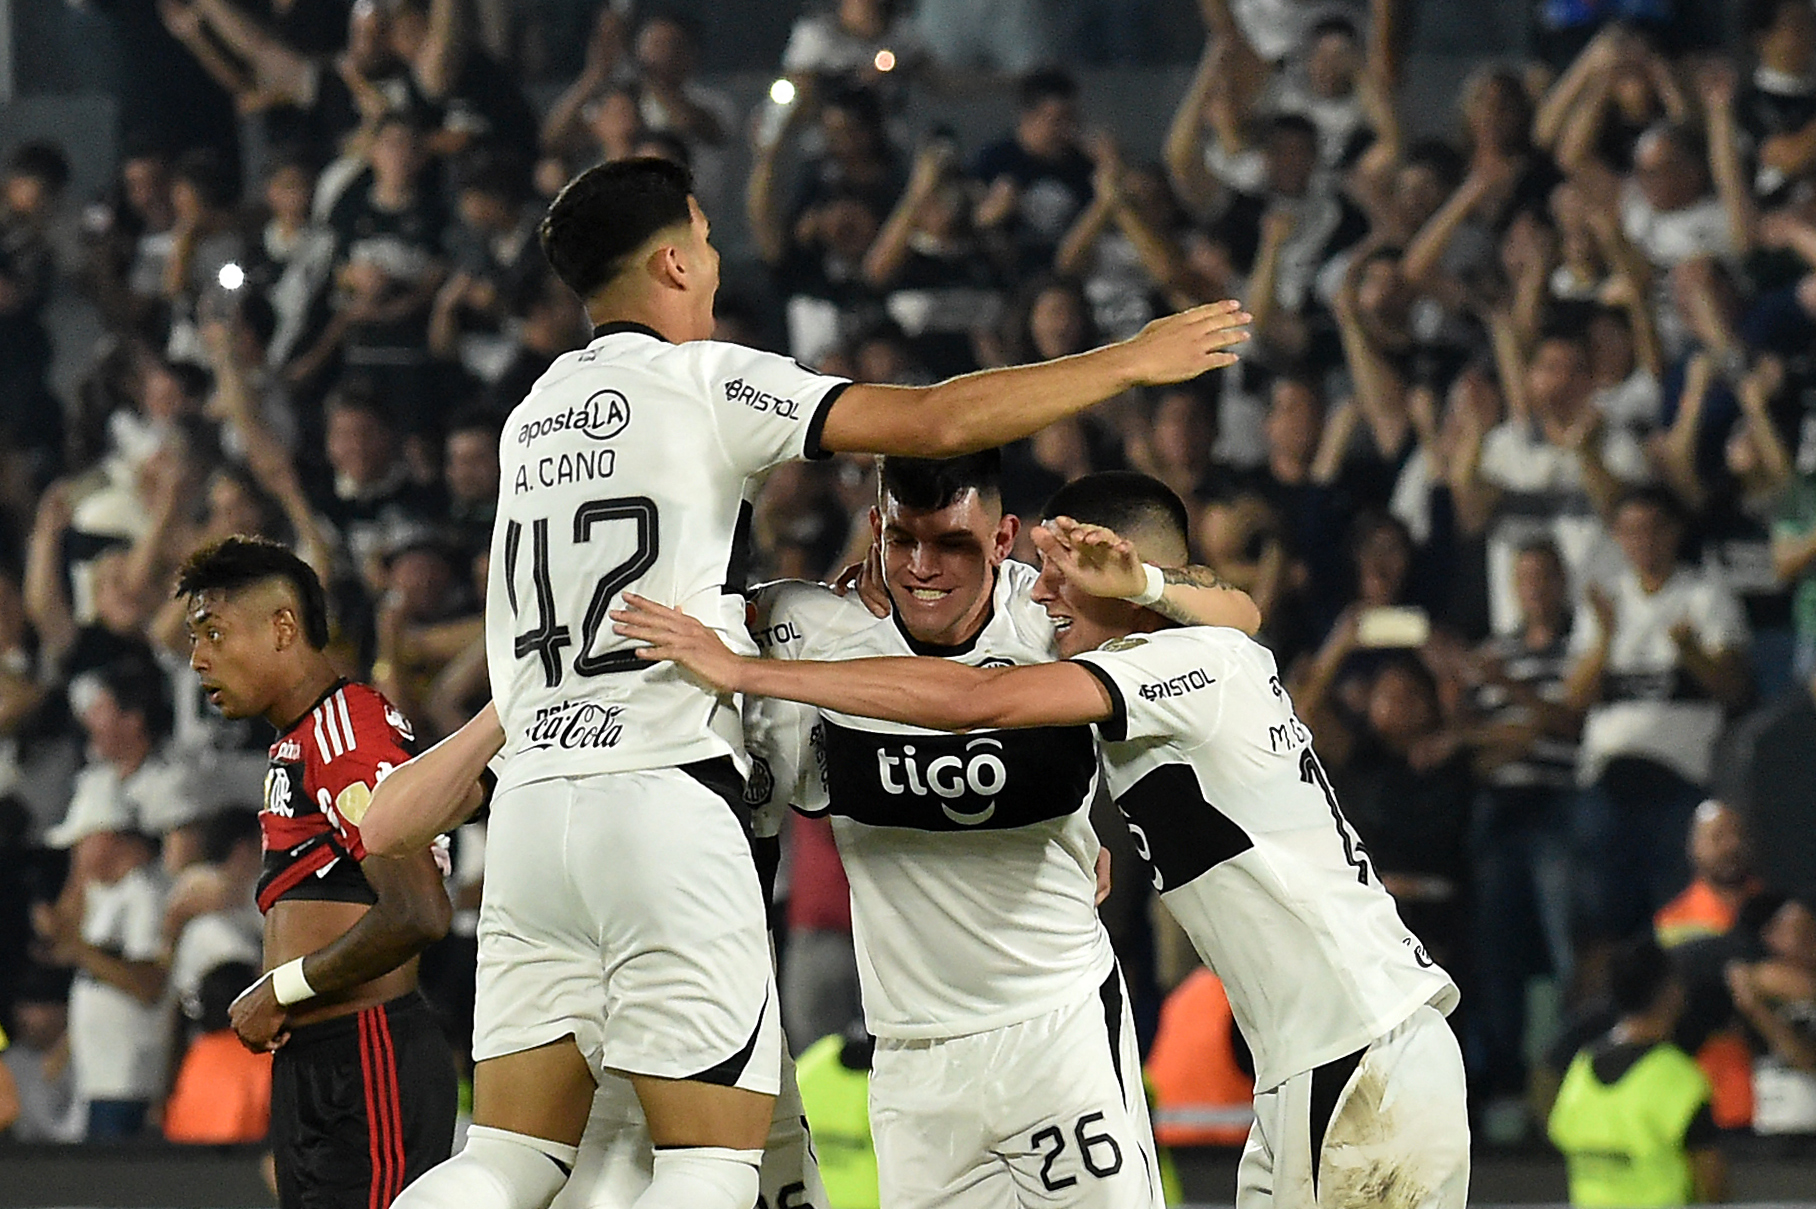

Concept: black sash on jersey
[[819, 717, 1098, 831]]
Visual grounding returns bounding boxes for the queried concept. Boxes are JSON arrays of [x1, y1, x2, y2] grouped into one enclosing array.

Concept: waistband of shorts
[[278, 991, 434, 1056]]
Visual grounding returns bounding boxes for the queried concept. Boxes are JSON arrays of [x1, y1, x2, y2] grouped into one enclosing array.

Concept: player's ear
[[868, 505, 883, 542], [647, 241, 686, 292], [994, 512, 1020, 561], [271, 605, 300, 652]]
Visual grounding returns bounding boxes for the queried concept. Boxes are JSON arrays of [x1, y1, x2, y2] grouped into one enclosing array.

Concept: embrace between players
[[178, 157, 1468, 1209]]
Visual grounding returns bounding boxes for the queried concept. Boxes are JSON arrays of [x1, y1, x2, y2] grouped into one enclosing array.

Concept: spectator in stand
[[161, 808, 264, 1022], [163, 959, 273, 1144], [470, 271, 589, 416], [31, 793, 169, 1141], [1738, 0, 1816, 201], [778, 0, 928, 108], [430, 148, 544, 371], [382, 0, 538, 158], [0, 965, 81, 1142], [973, 69, 1095, 277], [1727, 892, 1816, 1139], [0, 141, 70, 501], [1657, 800, 1762, 949], [863, 142, 1006, 378], [372, 535, 481, 732], [1566, 488, 1752, 962], [161, 149, 248, 333], [627, 11, 737, 214], [1462, 538, 1580, 1139], [439, 408, 500, 569]]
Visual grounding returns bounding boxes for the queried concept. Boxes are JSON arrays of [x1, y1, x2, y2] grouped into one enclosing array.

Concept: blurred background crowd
[[0, 0, 1814, 1180]]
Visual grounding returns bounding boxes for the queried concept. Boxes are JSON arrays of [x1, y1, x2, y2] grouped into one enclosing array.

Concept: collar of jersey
[[274, 677, 353, 740], [886, 568, 1000, 658], [591, 320, 670, 343]]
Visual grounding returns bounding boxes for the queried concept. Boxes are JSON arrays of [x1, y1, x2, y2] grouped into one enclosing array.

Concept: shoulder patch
[[1098, 635, 1150, 653]]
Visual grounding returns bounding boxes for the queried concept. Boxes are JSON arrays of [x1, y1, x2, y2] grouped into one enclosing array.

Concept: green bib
[[795, 1035, 879, 1209], [1547, 1043, 1711, 1208]]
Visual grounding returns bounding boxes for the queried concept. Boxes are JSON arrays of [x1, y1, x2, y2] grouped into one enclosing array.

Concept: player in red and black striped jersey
[[177, 536, 480, 1209]]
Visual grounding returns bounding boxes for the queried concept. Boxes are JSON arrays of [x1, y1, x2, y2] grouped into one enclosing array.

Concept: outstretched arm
[[612, 596, 1115, 731], [361, 703, 501, 857], [818, 302, 1250, 457]]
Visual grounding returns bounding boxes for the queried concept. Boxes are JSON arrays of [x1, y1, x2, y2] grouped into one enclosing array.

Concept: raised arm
[[412, 0, 468, 101], [816, 301, 1250, 457], [1701, 63, 1756, 256], [613, 595, 1115, 731], [864, 144, 955, 288], [1032, 517, 1262, 634], [361, 702, 501, 856], [1164, 44, 1224, 214]]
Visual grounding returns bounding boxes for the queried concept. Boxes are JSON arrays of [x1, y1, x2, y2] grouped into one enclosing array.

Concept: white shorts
[[551, 1047, 826, 1209], [870, 968, 1164, 1209], [472, 766, 782, 1095], [1237, 1005, 1470, 1209]]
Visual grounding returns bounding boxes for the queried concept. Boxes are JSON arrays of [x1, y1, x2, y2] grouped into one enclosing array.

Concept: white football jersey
[[486, 323, 850, 792], [750, 561, 1117, 1040], [1073, 627, 1459, 1093]]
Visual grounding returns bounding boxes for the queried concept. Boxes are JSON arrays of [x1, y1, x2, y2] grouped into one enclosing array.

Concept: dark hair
[[1018, 67, 1079, 110], [822, 82, 887, 137], [637, 8, 702, 44], [1404, 139, 1466, 193], [1267, 112, 1321, 145], [446, 406, 503, 442], [1614, 484, 1686, 528], [7, 140, 72, 193], [540, 157, 695, 301], [879, 450, 1003, 512], [196, 960, 261, 1031], [1308, 14, 1361, 42], [1271, 371, 1327, 408], [175, 535, 332, 650], [454, 146, 533, 206], [235, 289, 279, 351], [1371, 650, 1439, 705], [1040, 471, 1191, 550], [173, 148, 237, 212], [1748, 0, 1807, 36], [95, 657, 174, 743], [1348, 509, 1413, 563], [1609, 935, 1675, 1016], [325, 377, 393, 426], [1533, 320, 1591, 357], [1641, 120, 1706, 168], [1514, 537, 1565, 568], [202, 808, 262, 864]]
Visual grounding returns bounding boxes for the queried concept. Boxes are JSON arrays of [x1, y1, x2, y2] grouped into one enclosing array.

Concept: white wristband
[[1125, 564, 1166, 607], [270, 957, 316, 1006]]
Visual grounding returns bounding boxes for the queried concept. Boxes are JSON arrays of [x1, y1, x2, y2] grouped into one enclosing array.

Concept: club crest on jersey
[[275, 739, 303, 762], [877, 736, 1008, 825], [524, 700, 626, 752], [744, 755, 775, 808], [723, 378, 801, 419], [263, 767, 294, 817], [1099, 635, 1149, 653], [516, 389, 631, 447], [384, 703, 416, 741]]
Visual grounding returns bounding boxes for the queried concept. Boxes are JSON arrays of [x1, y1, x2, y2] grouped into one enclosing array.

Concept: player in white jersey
[[356, 706, 826, 1209], [613, 472, 1471, 1209], [389, 156, 1251, 1209], [747, 453, 1259, 1209]]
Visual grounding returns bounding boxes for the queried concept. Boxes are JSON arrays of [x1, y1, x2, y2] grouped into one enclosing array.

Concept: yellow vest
[[1548, 1043, 1712, 1208], [795, 1035, 879, 1209]]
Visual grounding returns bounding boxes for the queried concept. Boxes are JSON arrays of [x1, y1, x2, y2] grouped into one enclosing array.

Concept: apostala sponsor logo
[[1137, 668, 1216, 701], [524, 700, 626, 752], [723, 378, 800, 419], [517, 389, 631, 446]]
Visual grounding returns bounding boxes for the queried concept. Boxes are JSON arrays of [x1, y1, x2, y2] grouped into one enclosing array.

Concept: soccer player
[[613, 472, 1472, 1209], [393, 155, 1249, 1209], [747, 451, 1257, 1209], [177, 536, 466, 1209]]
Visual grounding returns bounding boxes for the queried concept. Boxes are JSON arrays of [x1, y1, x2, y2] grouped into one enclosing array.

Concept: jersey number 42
[[507, 496, 660, 688]]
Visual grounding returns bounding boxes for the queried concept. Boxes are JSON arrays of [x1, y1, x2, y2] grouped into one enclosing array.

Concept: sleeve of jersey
[[1071, 632, 1223, 745], [692, 342, 852, 475], [309, 691, 417, 862], [747, 580, 841, 815]]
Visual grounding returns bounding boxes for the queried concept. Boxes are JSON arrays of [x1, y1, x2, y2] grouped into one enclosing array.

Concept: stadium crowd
[[0, 0, 1814, 1174]]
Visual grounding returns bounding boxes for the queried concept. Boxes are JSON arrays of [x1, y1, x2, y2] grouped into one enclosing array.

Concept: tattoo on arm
[[1149, 564, 1238, 626]]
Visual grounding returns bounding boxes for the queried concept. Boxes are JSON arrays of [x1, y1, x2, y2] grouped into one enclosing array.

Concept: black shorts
[[272, 992, 458, 1209]]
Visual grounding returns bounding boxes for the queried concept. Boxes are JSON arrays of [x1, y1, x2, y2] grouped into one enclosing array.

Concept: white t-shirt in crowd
[[1570, 564, 1750, 787], [68, 863, 170, 1102]]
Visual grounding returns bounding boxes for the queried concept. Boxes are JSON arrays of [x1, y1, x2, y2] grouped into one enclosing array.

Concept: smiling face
[[1031, 542, 1145, 658], [184, 583, 298, 721], [873, 489, 1017, 647]]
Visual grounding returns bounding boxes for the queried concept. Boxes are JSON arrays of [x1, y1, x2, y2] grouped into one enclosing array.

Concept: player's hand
[[1095, 848, 1112, 906], [230, 973, 291, 1053], [1033, 517, 1146, 600], [612, 594, 748, 694], [829, 542, 890, 618], [1119, 300, 1251, 386]]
